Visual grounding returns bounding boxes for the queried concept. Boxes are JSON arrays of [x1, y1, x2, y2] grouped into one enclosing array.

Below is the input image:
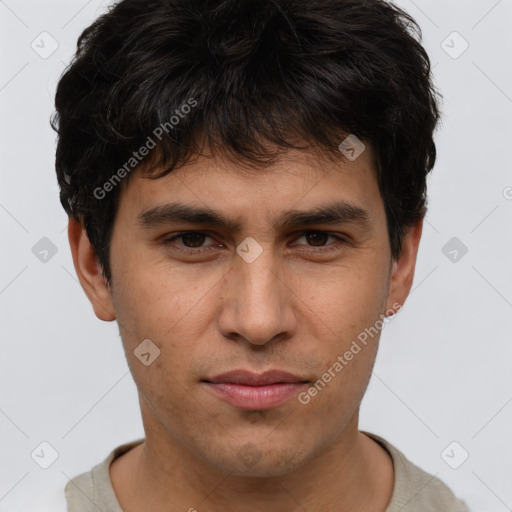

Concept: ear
[[68, 216, 116, 321], [385, 217, 423, 315]]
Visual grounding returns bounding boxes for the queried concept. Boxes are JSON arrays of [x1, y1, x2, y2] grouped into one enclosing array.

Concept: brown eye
[[292, 230, 347, 254], [304, 231, 330, 247], [162, 231, 217, 254], [179, 232, 207, 247]]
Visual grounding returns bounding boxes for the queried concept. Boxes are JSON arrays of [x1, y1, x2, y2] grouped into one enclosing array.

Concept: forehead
[[117, 144, 384, 226]]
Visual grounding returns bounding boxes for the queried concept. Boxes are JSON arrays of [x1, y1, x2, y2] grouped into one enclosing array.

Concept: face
[[72, 145, 420, 477]]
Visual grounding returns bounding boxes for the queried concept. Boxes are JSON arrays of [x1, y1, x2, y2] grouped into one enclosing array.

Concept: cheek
[[135, 358, 217, 453], [110, 263, 221, 402], [298, 257, 390, 333], [112, 255, 215, 342], [294, 260, 389, 396]]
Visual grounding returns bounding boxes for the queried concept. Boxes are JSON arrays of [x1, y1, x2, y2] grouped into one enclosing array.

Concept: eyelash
[[161, 230, 348, 255]]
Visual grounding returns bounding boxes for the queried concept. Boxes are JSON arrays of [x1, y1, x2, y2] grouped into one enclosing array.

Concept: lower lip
[[204, 382, 307, 410]]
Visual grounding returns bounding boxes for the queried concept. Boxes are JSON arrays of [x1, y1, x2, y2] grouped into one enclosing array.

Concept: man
[[33, 0, 470, 510]]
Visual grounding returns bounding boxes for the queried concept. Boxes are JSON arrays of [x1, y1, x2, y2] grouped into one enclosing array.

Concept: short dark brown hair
[[52, 0, 442, 283]]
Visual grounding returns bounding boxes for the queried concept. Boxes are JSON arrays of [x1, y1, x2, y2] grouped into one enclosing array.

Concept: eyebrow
[[137, 200, 371, 232]]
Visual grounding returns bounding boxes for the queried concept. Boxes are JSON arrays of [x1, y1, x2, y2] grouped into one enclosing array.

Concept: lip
[[203, 370, 309, 410]]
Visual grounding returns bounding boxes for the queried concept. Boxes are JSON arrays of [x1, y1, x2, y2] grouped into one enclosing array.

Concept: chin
[[203, 439, 315, 478]]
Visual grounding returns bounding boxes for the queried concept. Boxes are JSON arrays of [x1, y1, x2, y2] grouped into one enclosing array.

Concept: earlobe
[[385, 218, 424, 315], [68, 217, 116, 321]]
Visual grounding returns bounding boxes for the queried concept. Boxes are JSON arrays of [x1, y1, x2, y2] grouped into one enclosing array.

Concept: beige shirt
[[64, 432, 470, 511]]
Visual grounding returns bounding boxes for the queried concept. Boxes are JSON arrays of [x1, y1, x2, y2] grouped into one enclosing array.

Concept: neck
[[110, 412, 394, 512]]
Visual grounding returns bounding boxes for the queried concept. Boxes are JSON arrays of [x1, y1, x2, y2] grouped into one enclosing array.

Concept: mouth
[[202, 370, 310, 410]]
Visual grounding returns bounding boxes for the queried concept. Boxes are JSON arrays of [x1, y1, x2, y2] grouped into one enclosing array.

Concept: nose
[[217, 246, 297, 346]]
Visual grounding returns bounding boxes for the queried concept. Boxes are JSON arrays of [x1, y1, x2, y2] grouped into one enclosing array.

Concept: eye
[[162, 231, 218, 254], [161, 230, 348, 257], [293, 230, 347, 251]]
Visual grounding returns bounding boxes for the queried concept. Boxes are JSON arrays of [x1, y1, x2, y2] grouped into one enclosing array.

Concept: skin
[[69, 143, 423, 512]]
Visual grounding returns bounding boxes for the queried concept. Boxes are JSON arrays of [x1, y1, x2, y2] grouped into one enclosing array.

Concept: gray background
[[1, 0, 511, 510]]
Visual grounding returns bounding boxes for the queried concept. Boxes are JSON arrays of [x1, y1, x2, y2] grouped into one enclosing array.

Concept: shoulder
[[22, 439, 145, 512], [363, 431, 471, 512], [65, 438, 145, 511]]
